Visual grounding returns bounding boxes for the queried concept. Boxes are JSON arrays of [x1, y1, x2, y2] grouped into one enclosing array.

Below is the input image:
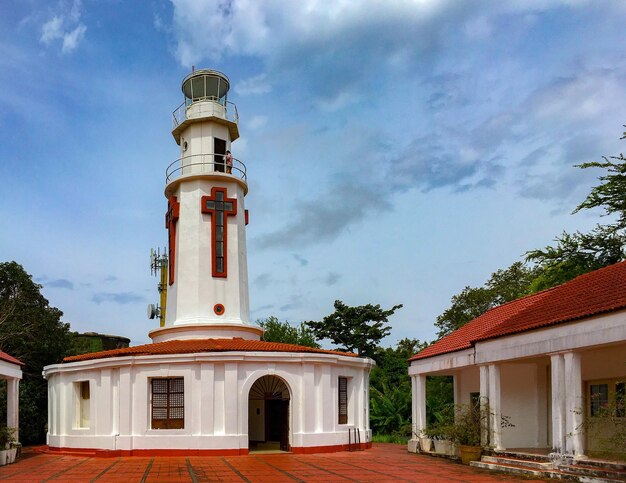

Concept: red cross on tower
[[165, 196, 180, 285], [201, 187, 237, 278]]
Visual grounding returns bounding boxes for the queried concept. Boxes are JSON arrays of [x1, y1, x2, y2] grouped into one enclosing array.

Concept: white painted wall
[[582, 344, 626, 381], [500, 363, 543, 448], [44, 352, 373, 451]]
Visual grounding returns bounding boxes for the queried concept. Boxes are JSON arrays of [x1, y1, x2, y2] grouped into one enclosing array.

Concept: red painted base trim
[[45, 446, 249, 457], [44, 443, 371, 458], [291, 442, 372, 454]]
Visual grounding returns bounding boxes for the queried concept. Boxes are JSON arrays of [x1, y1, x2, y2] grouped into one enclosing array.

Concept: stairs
[[470, 452, 626, 482]]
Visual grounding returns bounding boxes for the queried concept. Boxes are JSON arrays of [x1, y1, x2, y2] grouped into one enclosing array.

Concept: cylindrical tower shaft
[[150, 70, 260, 343]]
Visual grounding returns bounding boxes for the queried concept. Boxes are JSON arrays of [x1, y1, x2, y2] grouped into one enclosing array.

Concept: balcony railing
[[166, 154, 247, 184], [172, 98, 239, 129]]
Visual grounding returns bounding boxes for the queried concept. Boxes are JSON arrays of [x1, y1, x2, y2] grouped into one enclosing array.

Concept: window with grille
[[151, 378, 184, 429], [338, 377, 348, 425]]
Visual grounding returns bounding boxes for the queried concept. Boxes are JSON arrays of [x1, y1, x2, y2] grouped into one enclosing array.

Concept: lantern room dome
[[182, 69, 230, 101]]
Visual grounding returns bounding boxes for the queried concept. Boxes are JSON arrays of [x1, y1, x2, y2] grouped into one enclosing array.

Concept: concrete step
[[489, 450, 551, 462], [559, 463, 626, 481], [482, 455, 553, 470], [472, 458, 626, 482], [470, 460, 547, 478], [555, 470, 625, 483]]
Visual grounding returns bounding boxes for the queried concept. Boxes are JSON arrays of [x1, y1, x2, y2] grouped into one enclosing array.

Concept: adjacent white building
[[1, 351, 22, 443], [409, 261, 626, 458], [44, 70, 373, 456]]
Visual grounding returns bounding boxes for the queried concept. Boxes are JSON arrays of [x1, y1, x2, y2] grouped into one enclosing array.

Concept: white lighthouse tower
[[150, 69, 261, 343], [44, 69, 373, 456]]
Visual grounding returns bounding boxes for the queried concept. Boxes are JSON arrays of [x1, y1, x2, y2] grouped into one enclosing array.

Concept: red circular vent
[[214, 304, 225, 316]]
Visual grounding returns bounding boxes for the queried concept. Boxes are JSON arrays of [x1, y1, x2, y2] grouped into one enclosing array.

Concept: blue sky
[[1, 0, 625, 347]]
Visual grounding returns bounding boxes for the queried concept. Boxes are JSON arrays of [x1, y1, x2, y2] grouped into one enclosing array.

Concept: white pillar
[[550, 353, 565, 453], [7, 378, 19, 442], [479, 365, 489, 446], [564, 352, 584, 457], [488, 364, 503, 450], [412, 375, 426, 438]]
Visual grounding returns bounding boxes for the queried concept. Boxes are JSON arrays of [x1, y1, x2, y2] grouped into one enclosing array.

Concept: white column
[[200, 363, 215, 435], [302, 365, 316, 433], [564, 352, 584, 457], [224, 363, 238, 435], [479, 365, 490, 446], [550, 353, 565, 453], [364, 369, 370, 432], [413, 374, 426, 438], [488, 364, 503, 450], [7, 378, 19, 441]]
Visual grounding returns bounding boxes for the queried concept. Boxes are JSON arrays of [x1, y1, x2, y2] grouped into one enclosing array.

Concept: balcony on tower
[[171, 69, 239, 143], [166, 69, 247, 198]]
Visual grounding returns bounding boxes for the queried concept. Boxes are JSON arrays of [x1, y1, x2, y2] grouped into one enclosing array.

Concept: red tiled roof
[[410, 261, 626, 362], [0, 350, 23, 366], [64, 338, 358, 362]]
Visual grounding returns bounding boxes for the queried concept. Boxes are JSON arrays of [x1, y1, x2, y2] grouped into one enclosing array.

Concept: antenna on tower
[[149, 247, 168, 327]]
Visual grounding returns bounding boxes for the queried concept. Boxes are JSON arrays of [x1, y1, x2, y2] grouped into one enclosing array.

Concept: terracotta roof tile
[[0, 350, 23, 366], [63, 338, 358, 363], [410, 261, 626, 362]]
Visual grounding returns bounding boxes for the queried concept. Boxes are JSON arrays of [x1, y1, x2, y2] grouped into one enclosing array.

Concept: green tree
[[305, 300, 402, 358], [524, 127, 626, 290], [434, 127, 626, 339], [258, 316, 320, 348], [0, 261, 71, 444], [370, 339, 427, 437], [370, 380, 412, 436], [526, 226, 626, 291], [573, 127, 626, 227]]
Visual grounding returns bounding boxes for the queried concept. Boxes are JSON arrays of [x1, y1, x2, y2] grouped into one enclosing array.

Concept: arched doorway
[[248, 375, 290, 452]]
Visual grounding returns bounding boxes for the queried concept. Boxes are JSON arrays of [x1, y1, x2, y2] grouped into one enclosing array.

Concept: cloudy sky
[[1, 0, 625, 348]]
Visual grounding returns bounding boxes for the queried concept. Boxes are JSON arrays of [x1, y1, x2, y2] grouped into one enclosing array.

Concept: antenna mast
[[149, 247, 168, 327]]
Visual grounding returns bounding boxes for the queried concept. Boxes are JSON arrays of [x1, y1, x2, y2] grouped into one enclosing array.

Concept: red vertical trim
[[201, 187, 237, 278], [165, 196, 180, 286], [245, 209, 249, 225]]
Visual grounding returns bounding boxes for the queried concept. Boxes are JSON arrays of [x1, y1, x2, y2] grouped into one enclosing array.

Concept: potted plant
[[450, 403, 485, 464], [427, 423, 456, 455], [0, 426, 16, 466], [415, 429, 433, 453]]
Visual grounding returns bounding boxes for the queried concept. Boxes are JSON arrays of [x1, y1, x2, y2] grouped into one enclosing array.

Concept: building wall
[[582, 344, 626, 381], [44, 352, 373, 453], [500, 362, 548, 448]]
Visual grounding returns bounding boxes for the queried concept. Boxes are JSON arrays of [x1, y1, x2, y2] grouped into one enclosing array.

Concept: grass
[[372, 433, 409, 444]]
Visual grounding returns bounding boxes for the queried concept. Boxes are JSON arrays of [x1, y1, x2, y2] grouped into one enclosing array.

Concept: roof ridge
[[63, 338, 358, 363]]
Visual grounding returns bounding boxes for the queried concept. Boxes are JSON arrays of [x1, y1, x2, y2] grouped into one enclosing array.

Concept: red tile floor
[[0, 443, 547, 482]]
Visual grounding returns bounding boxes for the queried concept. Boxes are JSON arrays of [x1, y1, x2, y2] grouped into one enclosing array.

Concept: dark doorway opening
[[248, 376, 290, 453], [214, 138, 226, 172]]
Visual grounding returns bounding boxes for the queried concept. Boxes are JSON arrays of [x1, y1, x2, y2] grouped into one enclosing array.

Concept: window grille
[[151, 378, 184, 429], [338, 377, 348, 424]]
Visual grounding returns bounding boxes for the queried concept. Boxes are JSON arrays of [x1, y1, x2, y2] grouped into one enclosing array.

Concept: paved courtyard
[[0, 443, 546, 482]]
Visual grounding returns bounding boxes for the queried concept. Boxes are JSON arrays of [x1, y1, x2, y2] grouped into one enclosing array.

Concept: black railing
[[166, 154, 247, 184]]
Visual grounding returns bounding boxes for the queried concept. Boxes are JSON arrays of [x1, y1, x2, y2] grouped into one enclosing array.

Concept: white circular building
[[44, 70, 373, 456]]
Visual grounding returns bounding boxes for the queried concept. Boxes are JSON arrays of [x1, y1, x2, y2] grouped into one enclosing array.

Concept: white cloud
[[247, 115, 268, 130], [40, 16, 64, 44], [235, 74, 272, 96], [39, 0, 86, 54], [62, 24, 86, 53]]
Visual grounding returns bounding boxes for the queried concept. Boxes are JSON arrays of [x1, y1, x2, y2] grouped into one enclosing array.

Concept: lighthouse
[[44, 70, 373, 456], [150, 69, 261, 343]]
